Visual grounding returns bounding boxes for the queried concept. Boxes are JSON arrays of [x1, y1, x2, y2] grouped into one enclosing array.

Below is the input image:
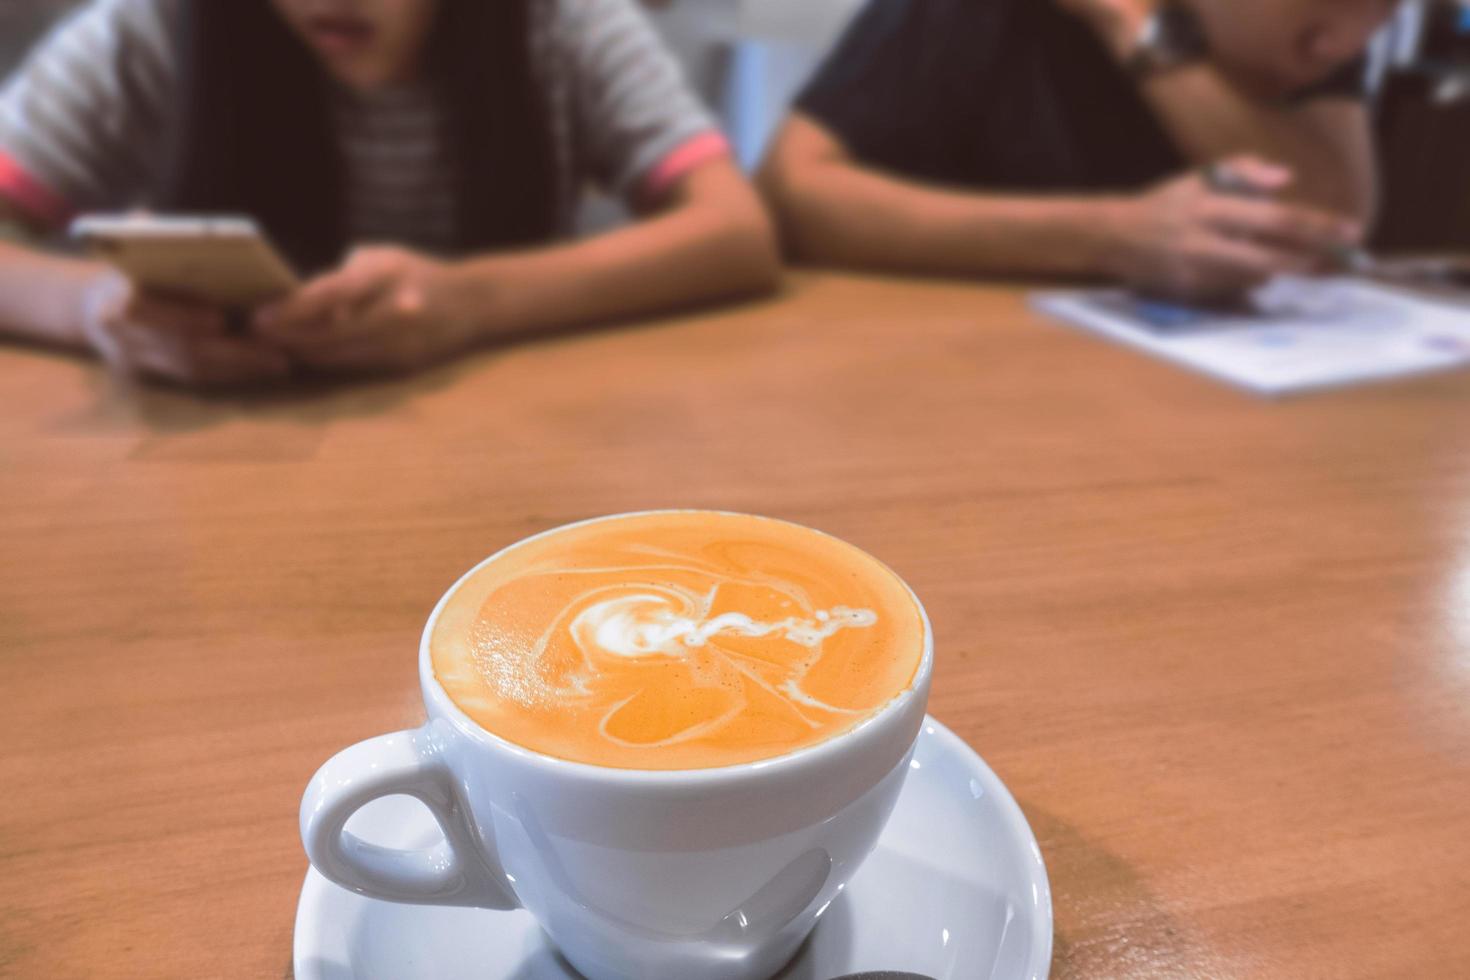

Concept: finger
[[132, 333, 291, 387], [1205, 238, 1314, 282], [1206, 197, 1361, 253], [103, 317, 190, 378], [1209, 155, 1294, 195], [392, 282, 425, 316], [1164, 237, 1316, 302], [192, 337, 293, 385], [84, 314, 131, 371], [291, 325, 426, 374], [292, 337, 400, 374], [254, 277, 355, 335], [124, 291, 229, 336], [255, 263, 391, 338], [267, 299, 409, 358], [96, 321, 183, 382]]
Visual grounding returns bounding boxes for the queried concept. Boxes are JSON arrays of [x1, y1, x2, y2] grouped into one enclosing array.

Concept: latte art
[[558, 587, 878, 747], [573, 594, 878, 660], [431, 512, 925, 770]]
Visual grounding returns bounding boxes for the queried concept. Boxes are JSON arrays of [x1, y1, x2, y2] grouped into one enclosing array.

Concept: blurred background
[[7, 0, 1470, 248]]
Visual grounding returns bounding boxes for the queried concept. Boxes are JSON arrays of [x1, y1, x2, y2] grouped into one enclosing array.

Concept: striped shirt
[[0, 0, 730, 253], [331, 83, 458, 252]]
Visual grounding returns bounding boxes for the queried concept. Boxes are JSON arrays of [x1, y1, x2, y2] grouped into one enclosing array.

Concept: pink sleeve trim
[[638, 131, 732, 204], [0, 152, 73, 228]]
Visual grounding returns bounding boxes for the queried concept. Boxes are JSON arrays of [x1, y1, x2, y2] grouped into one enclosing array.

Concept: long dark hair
[[161, 0, 558, 274]]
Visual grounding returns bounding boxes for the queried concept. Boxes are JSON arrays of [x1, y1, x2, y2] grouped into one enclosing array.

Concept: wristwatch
[[1125, 2, 1210, 78]]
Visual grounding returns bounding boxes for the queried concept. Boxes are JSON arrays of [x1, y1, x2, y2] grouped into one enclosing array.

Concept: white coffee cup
[[299, 517, 933, 980]]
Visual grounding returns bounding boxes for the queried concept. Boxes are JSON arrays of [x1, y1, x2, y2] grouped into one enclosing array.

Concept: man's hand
[[1101, 155, 1362, 302], [254, 246, 490, 375], [79, 273, 290, 387]]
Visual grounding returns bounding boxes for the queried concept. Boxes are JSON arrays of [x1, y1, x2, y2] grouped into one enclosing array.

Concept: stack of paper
[[1033, 277, 1470, 395]]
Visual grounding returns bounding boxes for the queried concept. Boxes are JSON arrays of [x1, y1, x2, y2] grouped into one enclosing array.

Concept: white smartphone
[[69, 213, 299, 307]]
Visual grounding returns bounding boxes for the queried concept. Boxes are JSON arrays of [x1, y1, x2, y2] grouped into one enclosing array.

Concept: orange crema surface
[[430, 512, 926, 770]]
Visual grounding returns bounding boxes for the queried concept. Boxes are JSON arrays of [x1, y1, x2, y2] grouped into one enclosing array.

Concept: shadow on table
[[1019, 799, 1218, 980], [73, 352, 476, 436], [55, 287, 790, 439]]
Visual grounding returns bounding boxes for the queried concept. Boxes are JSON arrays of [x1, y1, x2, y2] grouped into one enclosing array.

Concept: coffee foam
[[430, 512, 924, 770]]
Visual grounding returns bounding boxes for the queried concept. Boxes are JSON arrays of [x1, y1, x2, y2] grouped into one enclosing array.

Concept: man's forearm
[[1071, 1, 1375, 220], [1136, 65, 1376, 220], [765, 158, 1124, 280], [0, 240, 104, 349]]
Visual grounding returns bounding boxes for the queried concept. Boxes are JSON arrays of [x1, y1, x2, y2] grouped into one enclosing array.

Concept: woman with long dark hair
[[0, 0, 778, 384]]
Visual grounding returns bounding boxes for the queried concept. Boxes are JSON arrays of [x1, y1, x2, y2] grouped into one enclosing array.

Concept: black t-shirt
[[797, 0, 1366, 194]]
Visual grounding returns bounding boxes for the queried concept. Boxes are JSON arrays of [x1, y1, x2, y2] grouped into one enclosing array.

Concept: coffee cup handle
[[299, 725, 519, 910]]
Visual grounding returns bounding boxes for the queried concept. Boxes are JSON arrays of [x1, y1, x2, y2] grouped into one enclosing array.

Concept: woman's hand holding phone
[[70, 241, 495, 384], [253, 246, 488, 375], [79, 272, 291, 387]]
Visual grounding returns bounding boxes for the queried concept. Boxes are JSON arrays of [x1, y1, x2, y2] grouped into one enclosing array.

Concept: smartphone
[[69, 213, 298, 307]]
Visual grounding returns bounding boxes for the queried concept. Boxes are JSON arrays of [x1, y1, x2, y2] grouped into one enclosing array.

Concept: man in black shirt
[[759, 0, 1395, 301]]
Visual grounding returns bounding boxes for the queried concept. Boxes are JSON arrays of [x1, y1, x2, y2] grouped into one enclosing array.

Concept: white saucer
[[293, 716, 1053, 980]]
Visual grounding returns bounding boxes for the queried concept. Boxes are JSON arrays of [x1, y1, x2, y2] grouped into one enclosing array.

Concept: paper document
[[1033, 277, 1470, 395]]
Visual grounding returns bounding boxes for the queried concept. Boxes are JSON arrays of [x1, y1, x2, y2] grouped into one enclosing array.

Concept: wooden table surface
[[2, 272, 1468, 979]]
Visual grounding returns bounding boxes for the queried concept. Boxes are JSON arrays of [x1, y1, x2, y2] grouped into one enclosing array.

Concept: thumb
[[1210, 155, 1295, 196], [254, 271, 357, 336]]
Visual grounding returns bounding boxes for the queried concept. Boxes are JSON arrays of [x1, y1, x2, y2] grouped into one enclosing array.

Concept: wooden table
[[3, 272, 1468, 978]]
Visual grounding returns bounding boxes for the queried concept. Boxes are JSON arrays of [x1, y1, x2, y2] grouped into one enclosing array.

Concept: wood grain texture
[[2, 272, 1468, 979]]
